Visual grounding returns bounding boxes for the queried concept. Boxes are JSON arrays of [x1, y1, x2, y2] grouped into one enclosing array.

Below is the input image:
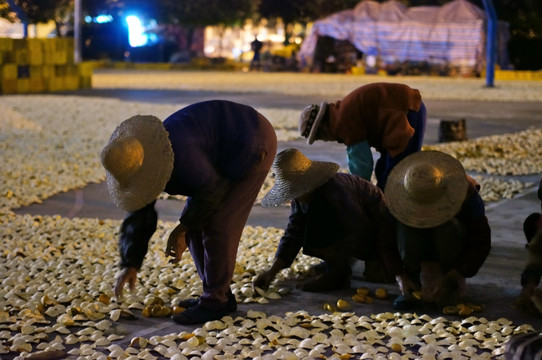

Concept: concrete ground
[[12, 87, 542, 344]]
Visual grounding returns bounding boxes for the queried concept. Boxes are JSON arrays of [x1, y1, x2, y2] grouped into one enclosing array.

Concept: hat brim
[[261, 161, 339, 207], [307, 101, 328, 145], [384, 151, 469, 228], [103, 115, 174, 212]]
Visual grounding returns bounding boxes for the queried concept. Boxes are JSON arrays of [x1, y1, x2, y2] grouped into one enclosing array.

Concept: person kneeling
[[385, 150, 491, 310], [253, 148, 404, 293]]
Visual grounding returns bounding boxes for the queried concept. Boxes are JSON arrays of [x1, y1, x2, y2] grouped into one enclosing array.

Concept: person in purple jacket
[[385, 150, 491, 310], [253, 148, 407, 293], [100, 100, 277, 325]]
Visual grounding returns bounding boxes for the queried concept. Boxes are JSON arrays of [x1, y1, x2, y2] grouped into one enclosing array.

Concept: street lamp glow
[[125, 15, 147, 47]]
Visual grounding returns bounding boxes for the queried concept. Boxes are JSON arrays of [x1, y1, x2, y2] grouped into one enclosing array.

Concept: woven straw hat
[[261, 148, 339, 207], [100, 115, 174, 212], [299, 102, 328, 145], [384, 150, 469, 228]]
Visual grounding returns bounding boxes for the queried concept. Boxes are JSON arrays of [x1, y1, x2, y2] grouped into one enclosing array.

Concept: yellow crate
[[15, 49, 30, 64], [29, 50, 43, 66], [46, 76, 65, 92], [66, 64, 79, 76], [26, 39, 43, 52], [55, 65, 67, 76], [29, 77, 45, 93], [42, 39, 55, 53], [43, 51, 56, 65], [78, 62, 94, 77], [29, 66, 42, 78], [64, 75, 80, 90], [41, 65, 54, 78], [17, 78, 30, 93], [1, 79, 17, 94], [351, 66, 365, 75], [12, 39, 27, 50], [1, 64, 18, 80], [80, 76, 92, 89], [0, 38, 14, 51], [54, 51, 67, 65]]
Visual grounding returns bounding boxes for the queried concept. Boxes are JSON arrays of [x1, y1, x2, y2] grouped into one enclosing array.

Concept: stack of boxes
[[0, 37, 93, 94]]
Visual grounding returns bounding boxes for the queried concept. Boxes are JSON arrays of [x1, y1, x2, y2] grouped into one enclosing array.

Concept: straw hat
[[384, 150, 469, 228], [261, 148, 340, 207], [299, 102, 328, 145], [100, 115, 174, 212]]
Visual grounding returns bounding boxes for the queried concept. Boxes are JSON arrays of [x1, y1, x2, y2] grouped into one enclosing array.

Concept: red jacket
[[327, 82, 422, 157]]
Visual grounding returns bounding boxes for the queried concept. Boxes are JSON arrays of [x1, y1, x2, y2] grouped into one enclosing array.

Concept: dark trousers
[[186, 114, 277, 309], [375, 101, 427, 190], [397, 217, 466, 279]]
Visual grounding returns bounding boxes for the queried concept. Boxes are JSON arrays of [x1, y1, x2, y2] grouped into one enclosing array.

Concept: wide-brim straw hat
[[384, 150, 469, 228], [262, 148, 339, 207], [298, 102, 328, 145], [100, 115, 174, 212]]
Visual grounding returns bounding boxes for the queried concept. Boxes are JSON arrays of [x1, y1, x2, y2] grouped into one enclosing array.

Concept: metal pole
[[482, 0, 497, 88], [74, 0, 82, 63]]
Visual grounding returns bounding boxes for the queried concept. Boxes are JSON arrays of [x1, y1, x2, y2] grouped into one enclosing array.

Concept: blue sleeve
[[275, 201, 306, 267], [118, 201, 158, 269]]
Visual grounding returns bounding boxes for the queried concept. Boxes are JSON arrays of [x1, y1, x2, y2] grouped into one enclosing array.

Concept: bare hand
[[165, 223, 188, 263], [252, 271, 275, 292], [115, 267, 138, 301]]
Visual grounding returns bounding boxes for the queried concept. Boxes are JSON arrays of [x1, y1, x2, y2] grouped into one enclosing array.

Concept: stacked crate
[[0, 38, 93, 94]]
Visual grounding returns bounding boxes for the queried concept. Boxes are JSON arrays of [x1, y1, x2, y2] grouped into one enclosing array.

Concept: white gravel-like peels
[[1, 72, 541, 358], [92, 71, 542, 102], [0, 213, 533, 359]]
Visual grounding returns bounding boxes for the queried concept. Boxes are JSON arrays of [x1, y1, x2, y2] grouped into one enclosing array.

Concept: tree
[[1, 0, 73, 37], [259, 0, 359, 45]]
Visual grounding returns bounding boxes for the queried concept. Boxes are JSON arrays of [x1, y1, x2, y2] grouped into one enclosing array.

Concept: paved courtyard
[[2, 71, 542, 359]]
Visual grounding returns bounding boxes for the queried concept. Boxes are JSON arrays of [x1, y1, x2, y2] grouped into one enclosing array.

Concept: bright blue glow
[[126, 15, 148, 47], [95, 15, 113, 24], [84, 15, 92, 23]]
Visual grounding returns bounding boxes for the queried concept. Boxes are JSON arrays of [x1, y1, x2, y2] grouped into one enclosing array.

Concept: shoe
[[178, 298, 199, 309], [302, 270, 351, 292], [171, 303, 229, 325], [178, 291, 237, 312], [393, 295, 417, 310]]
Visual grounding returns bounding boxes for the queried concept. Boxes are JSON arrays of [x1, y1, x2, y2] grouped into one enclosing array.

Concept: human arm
[[252, 201, 305, 290], [177, 176, 232, 230], [165, 222, 188, 263], [519, 226, 542, 308], [252, 258, 289, 291], [115, 201, 158, 299], [454, 190, 491, 278]]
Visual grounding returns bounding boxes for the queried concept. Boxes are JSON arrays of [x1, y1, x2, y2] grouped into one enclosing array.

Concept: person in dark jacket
[[517, 177, 542, 313], [100, 100, 277, 325], [298, 82, 426, 190], [253, 148, 407, 293], [384, 150, 491, 310]]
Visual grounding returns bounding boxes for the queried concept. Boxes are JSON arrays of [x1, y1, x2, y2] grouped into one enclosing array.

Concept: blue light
[[126, 15, 148, 47], [95, 15, 113, 24]]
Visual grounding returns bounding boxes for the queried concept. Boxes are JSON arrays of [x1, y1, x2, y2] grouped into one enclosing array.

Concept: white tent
[[299, 0, 507, 73]]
